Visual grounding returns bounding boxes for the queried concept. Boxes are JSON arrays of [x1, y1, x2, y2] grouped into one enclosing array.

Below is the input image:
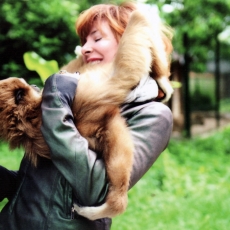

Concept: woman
[[0, 2, 173, 230]]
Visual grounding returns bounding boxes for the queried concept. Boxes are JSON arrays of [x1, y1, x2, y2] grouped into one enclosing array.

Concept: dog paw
[[157, 77, 174, 102], [73, 203, 113, 220]]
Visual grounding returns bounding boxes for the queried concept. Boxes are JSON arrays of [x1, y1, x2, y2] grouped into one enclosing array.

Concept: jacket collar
[[125, 74, 158, 103]]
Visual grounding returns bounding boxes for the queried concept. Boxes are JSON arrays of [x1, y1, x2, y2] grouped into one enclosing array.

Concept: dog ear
[[0, 77, 41, 145]]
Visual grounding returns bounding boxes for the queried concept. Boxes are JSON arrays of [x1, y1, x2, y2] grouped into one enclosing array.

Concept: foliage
[[0, 0, 80, 81], [190, 74, 216, 111], [220, 98, 230, 113], [23, 51, 59, 83], [149, 0, 230, 72]]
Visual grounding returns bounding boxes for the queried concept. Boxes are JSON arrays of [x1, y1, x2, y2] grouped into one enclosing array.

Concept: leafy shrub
[[0, 1, 79, 81]]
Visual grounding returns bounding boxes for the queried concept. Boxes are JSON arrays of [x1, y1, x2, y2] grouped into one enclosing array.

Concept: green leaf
[[171, 81, 182, 88], [23, 51, 59, 84]]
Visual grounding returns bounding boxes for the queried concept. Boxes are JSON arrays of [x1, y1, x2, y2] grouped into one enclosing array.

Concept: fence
[[170, 60, 230, 138]]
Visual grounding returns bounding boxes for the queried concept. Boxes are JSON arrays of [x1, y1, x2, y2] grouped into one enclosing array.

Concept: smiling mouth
[[88, 60, 101, 65]]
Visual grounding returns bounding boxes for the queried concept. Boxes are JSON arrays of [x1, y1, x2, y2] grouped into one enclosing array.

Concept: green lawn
[[112, 126, 230, 230], [1, 126, 230, 230], [0, 142, 23, 211]]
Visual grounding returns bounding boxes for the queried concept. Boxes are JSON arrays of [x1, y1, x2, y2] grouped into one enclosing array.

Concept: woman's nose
[[81, 43, 92, 55]]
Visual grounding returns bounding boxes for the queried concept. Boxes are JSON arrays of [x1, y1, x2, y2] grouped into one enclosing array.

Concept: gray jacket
[[0, 73, 172, 229]]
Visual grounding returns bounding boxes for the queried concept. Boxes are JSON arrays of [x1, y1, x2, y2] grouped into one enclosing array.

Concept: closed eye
[[95, 38, 102, 42], [15, 89, 24, 105]]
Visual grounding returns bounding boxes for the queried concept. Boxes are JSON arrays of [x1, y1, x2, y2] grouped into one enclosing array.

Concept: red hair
[[76, 2, 173, 55], [76, 2, 136, 44]]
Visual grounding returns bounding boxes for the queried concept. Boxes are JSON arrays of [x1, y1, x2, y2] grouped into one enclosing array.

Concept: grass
[[0, 142, 24, 211], [0, 142, 24, 170], [112, 126, 230, 230], [1, 127, 230, 230]]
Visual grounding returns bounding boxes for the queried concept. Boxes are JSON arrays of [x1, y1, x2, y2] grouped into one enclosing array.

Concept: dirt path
[[172, 112, 230, 138]]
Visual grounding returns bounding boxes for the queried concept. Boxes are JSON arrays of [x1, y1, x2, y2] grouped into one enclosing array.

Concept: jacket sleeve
[[41, 73, 108, 206], [0, 166, 18, 202], [121, 102, 173, 188]]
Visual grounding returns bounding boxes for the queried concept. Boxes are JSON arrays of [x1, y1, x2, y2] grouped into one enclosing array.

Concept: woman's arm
[[41, 73, 173, 207], [0, 166, 18, 201], [121, 101, 173, 188], [41, 73, 108, 206]]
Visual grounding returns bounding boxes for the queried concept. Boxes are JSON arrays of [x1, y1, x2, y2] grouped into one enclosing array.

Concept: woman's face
[[81, 20, 119, 64]]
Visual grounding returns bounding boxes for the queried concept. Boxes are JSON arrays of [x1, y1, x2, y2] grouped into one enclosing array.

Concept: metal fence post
[[183, 33, 191, 138], [215, 33, 220, 128]]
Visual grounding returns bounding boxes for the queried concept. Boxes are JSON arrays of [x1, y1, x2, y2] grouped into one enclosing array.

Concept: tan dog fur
[[0, 11, 172, 220]]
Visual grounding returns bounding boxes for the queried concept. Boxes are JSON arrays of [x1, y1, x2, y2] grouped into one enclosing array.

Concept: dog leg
[[74, 113, 133, 220], [156, 77, 174, 102]]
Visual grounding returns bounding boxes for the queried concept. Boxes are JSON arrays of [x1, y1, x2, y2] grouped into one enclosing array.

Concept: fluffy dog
[[0, 11, 172, 220]]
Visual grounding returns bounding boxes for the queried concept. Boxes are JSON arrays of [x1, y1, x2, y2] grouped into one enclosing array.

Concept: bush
[[0, 1, 80, 81]]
